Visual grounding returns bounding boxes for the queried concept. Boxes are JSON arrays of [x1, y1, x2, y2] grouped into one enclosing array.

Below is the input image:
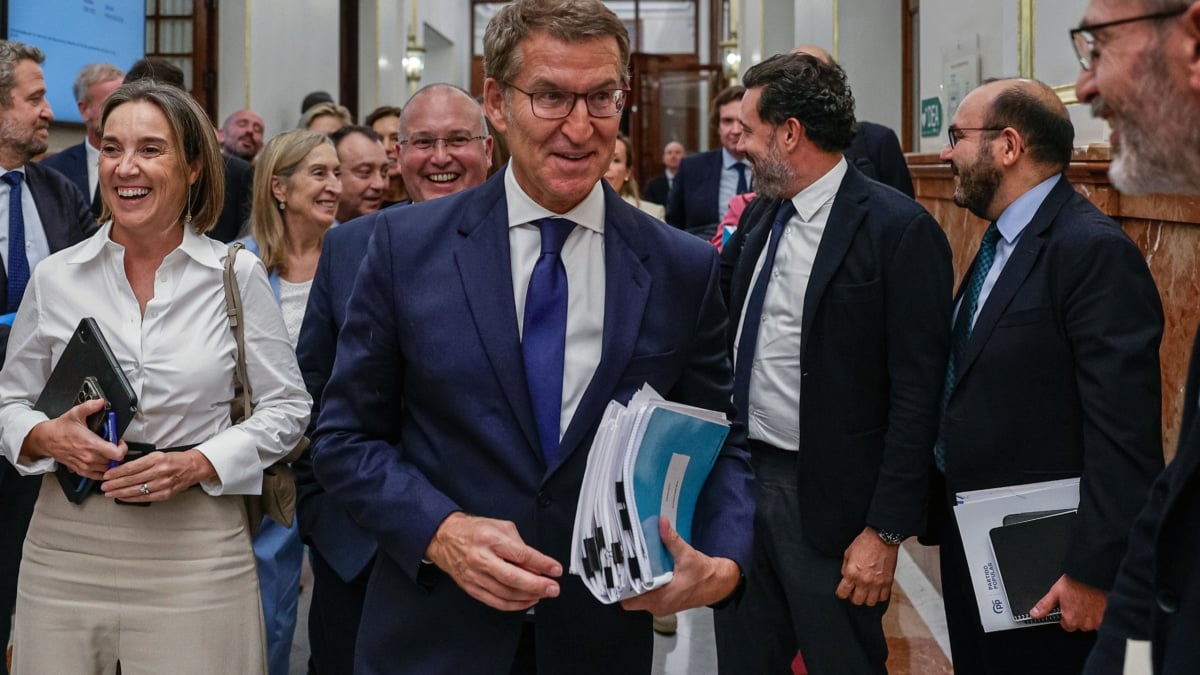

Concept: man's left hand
[[835, 527, 900, 606], [1029, 574, 1107, 632], [620, 517, 740, 617]]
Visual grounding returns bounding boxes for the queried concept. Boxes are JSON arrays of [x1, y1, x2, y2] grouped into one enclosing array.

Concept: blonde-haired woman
[[238, 128, 341, 675], [605, 134, 665, 220], [299, 102, 353, 136]]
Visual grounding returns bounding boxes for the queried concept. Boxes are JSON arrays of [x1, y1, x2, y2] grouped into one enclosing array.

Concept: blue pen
[[105, 411, 119, 470]]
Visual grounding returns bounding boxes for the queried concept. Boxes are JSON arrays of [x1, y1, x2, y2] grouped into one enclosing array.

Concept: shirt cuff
[[0, 408, 55, 475], [193, 425, 262, 496]]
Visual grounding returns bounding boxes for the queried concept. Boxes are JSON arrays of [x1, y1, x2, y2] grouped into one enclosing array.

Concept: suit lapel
[[728, 197, 780, 327], [955, 175, 1070, 382], [553, 190, 652, 474], [452, 177, 541, 458], [24, 165, 70, 252], [801, 165, 870, 364]]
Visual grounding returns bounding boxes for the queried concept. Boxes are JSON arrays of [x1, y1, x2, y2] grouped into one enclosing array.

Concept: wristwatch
[[876, 529, 906, 546]]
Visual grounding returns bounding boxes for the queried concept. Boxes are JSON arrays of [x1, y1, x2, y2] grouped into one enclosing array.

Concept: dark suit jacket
[[311, 172, 754, 674], [666, 148, 725, 237], [940, 175, 1163, 592], [0, 162, 98, 333], [39, 142, 90, 202], [1085, 330, 1200, 675], [293, 211, 395, 581], [725, 164, 952, 555], [643, 174, 670, 206], [846, 121, 914, 199], [209, 155, 254, 243]]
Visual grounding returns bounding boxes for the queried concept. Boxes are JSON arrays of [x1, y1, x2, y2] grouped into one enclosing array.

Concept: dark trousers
[[714, 443, 888, 675], [0, 463, 39, 675], [940, 506, 1096, 674], [307, 547, 372, 675]]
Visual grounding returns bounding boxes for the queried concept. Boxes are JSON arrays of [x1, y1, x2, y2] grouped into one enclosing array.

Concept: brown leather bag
[[222, 243, 307, 536]]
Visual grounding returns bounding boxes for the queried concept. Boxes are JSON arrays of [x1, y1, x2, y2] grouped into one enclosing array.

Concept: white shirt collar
[[68, 221, 225, 271], [788, 156, 848, 222], [504, 163, 605, 234], [722, 147, 748, 170]]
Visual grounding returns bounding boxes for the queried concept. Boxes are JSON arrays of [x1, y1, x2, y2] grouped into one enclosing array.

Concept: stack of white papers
[[569, 385, 730, 604], [953, 478, 1080, 632]]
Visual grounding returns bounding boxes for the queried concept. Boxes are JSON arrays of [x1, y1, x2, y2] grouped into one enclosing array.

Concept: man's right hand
[[425, 512, 562, 611]]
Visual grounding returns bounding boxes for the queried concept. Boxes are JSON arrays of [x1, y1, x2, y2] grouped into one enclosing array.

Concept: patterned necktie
[[523, 218, 576, 466], [732, 161, 749, 195], [732, 200, 798, 419], [3, 171, 29, 313], [935, 222, 1001, 471]]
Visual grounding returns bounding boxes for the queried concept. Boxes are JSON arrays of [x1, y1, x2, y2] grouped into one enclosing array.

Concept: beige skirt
[[11, 475, 267, 675]]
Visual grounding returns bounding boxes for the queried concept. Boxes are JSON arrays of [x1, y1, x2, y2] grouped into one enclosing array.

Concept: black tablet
[[33, 318, 138, 503]]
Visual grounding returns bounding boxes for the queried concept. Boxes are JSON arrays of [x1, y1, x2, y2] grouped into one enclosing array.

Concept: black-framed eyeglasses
[[947, 126, 1005, 149], [398, 135, 488, 152], [502, 81, 631, 119], [1070, 7, 1186, 71]]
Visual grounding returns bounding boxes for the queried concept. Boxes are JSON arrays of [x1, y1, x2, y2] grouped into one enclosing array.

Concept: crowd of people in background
[[0, 0, 1199, 673]]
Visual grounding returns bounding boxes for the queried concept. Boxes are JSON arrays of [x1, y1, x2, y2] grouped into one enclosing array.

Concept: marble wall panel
[[910, 154, 1200, 460]]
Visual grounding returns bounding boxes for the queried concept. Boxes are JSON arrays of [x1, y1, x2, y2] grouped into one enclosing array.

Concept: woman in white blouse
[[0, 81, 310, 673], [236, 128, 341, 675], [604, 133, 665, 221]]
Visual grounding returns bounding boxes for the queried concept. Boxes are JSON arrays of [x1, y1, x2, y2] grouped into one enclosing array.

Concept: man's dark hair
[[302, 90, 334, 113], [124, 57, 186, 88], [364, 105, 401, 127], [709, 85, 745, 130], [742, 53, 856, 154], [981, 79, 1075, 170], [329, 124, 382, 149]]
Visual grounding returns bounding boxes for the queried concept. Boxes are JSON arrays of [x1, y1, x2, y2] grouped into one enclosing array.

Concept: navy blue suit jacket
[[665, 148, 724, 236], [39, 142, 90, 202], [846, 121, 914, 198], [293, 210, 397, 581], [311, 171, 754, 674], [939, 175, 1163, 588]]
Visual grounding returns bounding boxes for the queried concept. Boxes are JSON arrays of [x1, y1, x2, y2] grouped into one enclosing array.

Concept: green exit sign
[[920, 97, 943, 138]]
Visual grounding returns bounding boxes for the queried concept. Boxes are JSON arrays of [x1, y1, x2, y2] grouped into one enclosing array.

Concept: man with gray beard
[[0, 39, 97, 675], [1073, 2, 1200, 673], [715, 52, 952, 675]]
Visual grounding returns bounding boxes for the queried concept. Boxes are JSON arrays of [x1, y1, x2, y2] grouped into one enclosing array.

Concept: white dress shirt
[[735, 157, 848, 450], [0, 222, 311, 495], [85, 139, 101, 199], [505, 165, 606, 441], [718, 148, 753, 224], [0, 167, 52, 280]]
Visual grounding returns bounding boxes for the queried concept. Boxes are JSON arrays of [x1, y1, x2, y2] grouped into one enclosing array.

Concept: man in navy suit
[[1072, 3, 1200, 674], [934, 78, 1163, 675], [39, 62, 123, 218], [666, 85, 752, 238], [714, 53, 951, 675], [0, 40, 98, 675], [310, 1, 754, 672], [295, 82, 493, 675], [642, 140, 684, 206]]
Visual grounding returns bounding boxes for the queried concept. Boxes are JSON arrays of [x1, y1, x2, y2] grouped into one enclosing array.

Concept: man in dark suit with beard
[[935, 77, 1163, 675], [714, 53, 951, 674], [0, 40, 98, 675]]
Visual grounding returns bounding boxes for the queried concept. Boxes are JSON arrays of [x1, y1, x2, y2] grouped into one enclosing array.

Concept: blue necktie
[[732, 200, 797, 419], [3, 172, 29, 313], [732, 161, 750, 195], [523, 218, 575, 466], [934, 222, 1001, 472]]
